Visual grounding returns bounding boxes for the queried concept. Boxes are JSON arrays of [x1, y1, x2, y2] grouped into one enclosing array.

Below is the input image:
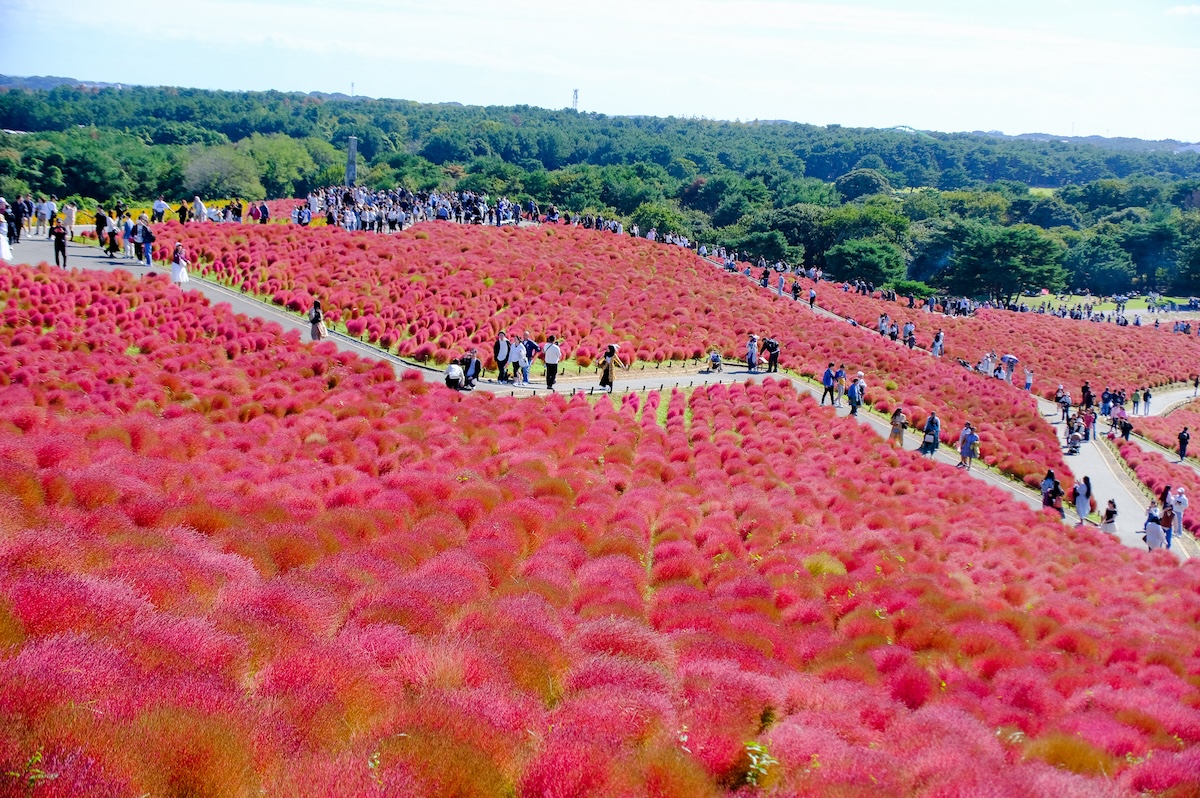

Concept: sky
[[1, 0, 1198, 141]]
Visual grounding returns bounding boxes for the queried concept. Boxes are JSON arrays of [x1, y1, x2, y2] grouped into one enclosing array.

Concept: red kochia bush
[[2, 263, 1199, 796], [160, 220, 1067, 483]]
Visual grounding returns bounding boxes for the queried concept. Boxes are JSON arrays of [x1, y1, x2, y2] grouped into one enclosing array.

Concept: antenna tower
[[572, 89, 578, 111]]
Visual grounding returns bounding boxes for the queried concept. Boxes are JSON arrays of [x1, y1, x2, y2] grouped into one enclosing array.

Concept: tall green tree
[[825, 239, 905, 285], [945, 223, 1065, 303]]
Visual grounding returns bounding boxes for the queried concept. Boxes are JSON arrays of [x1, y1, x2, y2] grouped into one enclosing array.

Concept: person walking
[[1170, 487, 1187, 549], [193, 196, 207, 223], [1073, 476, 1092, 525], [760, 336, 780, 373], [1180, 427, 1191, 461], [598, 344, 626, 392], [308, 300, 327, 341], [1142, 388, 1152, 415], [543, 336, 562, 391], [1099, 499, 1118, 535], [847, 373, 865, 417], [493, 331, 511, 383], [889, 407, 907, 447], [93, 207, 107, 250], [1132, 388, 1141, 415], [819, 363, 836, 406], [1024, 368, 1034, 392], [956, 422, 979, 470], [49, 216, 68, 267], [105, 213, 120, 259], [920, 411, 940, 457], [62, 201, 76, 238], [808, 286, 817, 309]]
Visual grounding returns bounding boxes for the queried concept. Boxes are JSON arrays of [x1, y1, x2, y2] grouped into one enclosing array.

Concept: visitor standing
[[494, 332, 511, 383], [1073, 476, 1092, 525], [746, 335, 759, 373], [543, 336, 562, 391], [1143, 388, 1152, 415], [1099, 500, 1118, 535], [308, 300, 327, 341], [920, 412, 940, 457], [49, 216, 68, 267], [760, 336, 780, 373], [889, 408, 907, 447], [956, 423, 979, 470], [1170, 487, 1187, 549], [170, 242, 190, 285], [599, 344, 626, 392], [808, 287, 816, 309], [1180, 427, 1191, 461]]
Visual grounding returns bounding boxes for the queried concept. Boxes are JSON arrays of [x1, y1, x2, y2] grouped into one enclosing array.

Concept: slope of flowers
[[1133, 400, 1200, 463], [3, 264, 1200, 796], [156, 221, 1067, 485], [776, 272, 1200, 399]]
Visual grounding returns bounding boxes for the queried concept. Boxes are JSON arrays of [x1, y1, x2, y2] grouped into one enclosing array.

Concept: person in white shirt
[[35, 197, 50, 235], [543, 335, 563, 390], [193, 196, 207, 223], [152, 196, 170, 223], [62, 202, 76, 237]]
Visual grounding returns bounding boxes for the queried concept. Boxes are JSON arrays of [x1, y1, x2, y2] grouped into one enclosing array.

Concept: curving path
[[6, 235, 1191, 558], [716, 258, 1197, 559]]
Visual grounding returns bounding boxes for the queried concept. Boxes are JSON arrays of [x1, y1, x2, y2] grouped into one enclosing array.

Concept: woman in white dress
[[170, 242, 190, 285], [1073, 476, 1092, 525], [192, 196, 207, 223]]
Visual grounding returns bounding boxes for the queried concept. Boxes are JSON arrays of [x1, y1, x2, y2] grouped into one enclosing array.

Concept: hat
[[857, 371, 864, 378], [1178, 487, 1186, 494]]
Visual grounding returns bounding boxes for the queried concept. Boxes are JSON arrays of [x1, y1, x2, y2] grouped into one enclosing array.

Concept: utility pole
[[351, 82, 355, 98], [346, 136, 357, 186], [572, 89, 578, 111]]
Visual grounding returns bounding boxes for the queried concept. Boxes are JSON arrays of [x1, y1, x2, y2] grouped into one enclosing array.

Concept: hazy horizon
[[2, 0, 1197, 142]]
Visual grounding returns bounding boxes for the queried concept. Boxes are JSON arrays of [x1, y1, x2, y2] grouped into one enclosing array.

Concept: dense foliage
[[3, 263, 1200, 797], [3, 84, 1200, 295], [167, 221, 1068, 484]]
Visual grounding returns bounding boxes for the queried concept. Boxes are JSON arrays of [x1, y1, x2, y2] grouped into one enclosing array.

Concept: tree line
[[1, 84, 1199, 299]]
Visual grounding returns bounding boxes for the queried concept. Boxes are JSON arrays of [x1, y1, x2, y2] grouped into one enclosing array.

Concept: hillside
[[1, 81, 1199, 297]]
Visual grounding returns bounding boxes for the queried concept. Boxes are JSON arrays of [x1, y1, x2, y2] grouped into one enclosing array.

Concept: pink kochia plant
[[157, 220, 1066, 484], [2, 263, 1200, 796]]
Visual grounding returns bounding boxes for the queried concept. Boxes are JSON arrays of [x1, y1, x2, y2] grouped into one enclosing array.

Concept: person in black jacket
[[50, 217, 68, 267], [1180, 427, 1191, 461]]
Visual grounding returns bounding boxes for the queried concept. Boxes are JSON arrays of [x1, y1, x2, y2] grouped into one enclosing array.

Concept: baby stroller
[[708, 351, 723, 373], [1066, 429, 1083, 455]]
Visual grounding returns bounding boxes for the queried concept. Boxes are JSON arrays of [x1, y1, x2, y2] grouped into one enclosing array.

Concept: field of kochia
[[1, 227, 1199, 797]]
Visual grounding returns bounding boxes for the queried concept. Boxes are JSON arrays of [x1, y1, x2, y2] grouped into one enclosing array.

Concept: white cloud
[[1167, 5, 1200, 16]]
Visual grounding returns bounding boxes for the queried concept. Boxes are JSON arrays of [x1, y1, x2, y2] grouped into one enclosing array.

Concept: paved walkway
[[6, 235, 1183, 556]]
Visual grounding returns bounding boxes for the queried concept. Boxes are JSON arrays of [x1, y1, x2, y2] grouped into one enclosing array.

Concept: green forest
[[2, 84, 1199, 298]]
